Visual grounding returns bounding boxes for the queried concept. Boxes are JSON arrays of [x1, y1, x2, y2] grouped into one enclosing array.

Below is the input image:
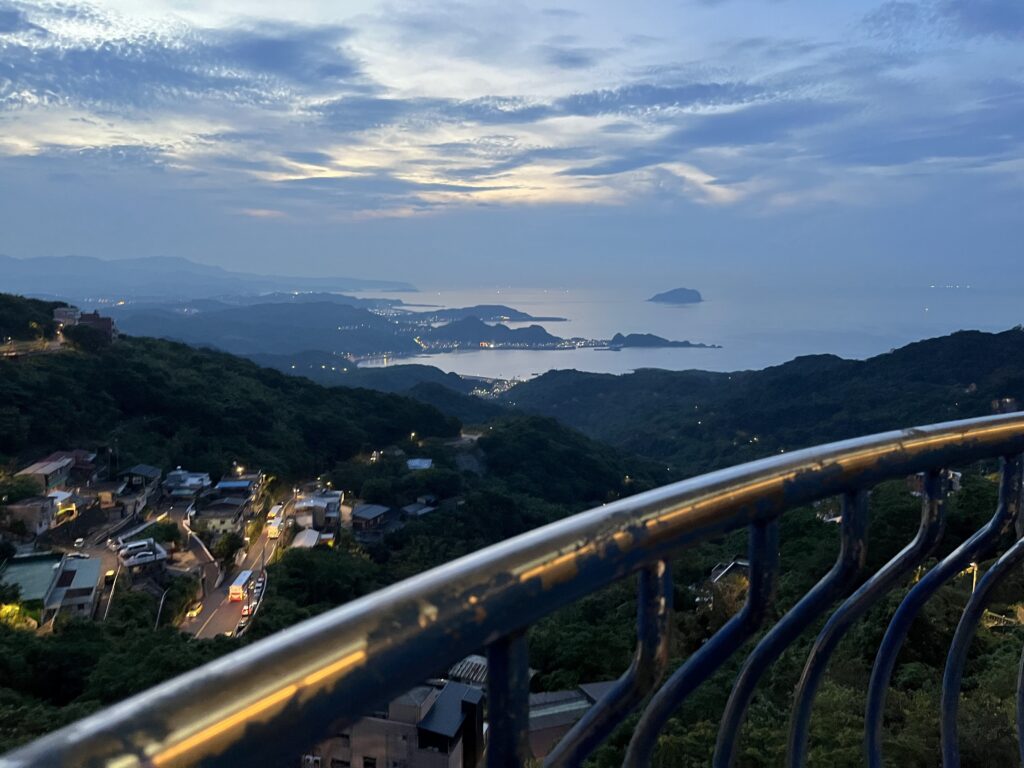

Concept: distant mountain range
[[0, 254, 414, 301]]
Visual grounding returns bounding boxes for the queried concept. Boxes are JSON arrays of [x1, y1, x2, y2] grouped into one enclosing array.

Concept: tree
[[0, 476, 42, 505], [213, 533, 244, 566]]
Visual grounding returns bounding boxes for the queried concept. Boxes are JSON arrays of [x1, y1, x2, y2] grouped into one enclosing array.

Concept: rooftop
[[17, 457, 72, 477], [44, 556, 101, 609], [418, 682, 483, 739], [353, 504, 390, 521], [0, 554, 62, 602], [121, 464, 162, 480], [291, 529, 320, 549]]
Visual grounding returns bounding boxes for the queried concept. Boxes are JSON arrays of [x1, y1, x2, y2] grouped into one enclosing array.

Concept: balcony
[[4, 413, 1024, 768]]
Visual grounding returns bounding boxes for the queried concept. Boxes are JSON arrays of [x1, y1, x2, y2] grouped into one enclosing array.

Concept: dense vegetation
[[0, 295, 63, 342], [0, 589, 232, 752], [503, 329, 1024, 473], [4, 293, 1024, 765], [0, 295, 458, 478]]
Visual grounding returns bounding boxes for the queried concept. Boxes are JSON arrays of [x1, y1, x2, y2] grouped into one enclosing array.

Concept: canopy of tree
[[0, 294, 459, 477]]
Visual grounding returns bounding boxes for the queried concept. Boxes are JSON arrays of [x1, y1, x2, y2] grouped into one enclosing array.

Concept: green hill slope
[[503, 329, 1024, 473], [0, 295, 459, 477]]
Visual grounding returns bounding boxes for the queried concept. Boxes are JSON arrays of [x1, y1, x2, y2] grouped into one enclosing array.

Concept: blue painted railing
[[4, 413, 1024, 768]]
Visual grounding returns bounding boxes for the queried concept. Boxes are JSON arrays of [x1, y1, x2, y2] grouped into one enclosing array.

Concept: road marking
[[196, 607, 219, 637]]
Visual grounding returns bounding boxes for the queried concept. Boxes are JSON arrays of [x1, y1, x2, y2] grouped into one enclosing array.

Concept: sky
[[0, 0, 1022, 289]]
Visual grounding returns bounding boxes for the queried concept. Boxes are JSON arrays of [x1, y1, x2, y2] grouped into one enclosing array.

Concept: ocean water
[[357, 284, 1022, 380]]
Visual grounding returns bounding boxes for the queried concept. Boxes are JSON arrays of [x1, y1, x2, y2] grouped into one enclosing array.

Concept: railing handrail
[[5, 412, 1024, 768]]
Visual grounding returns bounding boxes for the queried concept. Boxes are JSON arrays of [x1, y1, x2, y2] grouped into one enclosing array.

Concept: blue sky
[[0, 0, 1021, 288]]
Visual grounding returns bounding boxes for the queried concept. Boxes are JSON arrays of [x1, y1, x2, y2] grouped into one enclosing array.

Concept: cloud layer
[[0, 0, 1021, 282]]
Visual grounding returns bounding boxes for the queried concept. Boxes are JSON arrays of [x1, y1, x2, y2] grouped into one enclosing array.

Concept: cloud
[[539, 44, 602, 70], [866, 0, 1024, 41], [937, 0, 1024, 39], [0, 7, 365, 110], [0, 3, 42, 34]]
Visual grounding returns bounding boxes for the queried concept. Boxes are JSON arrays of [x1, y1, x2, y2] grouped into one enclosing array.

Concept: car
[[185, 602, 203, 619], [236, 618, 249, 633], [68, 552, 90, 559], [124, 551, 156, 567], [241, 603, 253, 617], [106, 538, 121, 551], [73, 537, 85, 549], [104, 569, 116, 586], [255, 576, 265, 589], [221, 630, 233, 638]]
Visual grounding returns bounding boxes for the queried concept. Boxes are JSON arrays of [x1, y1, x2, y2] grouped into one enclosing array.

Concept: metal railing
[[5, 412, 1024, 768]]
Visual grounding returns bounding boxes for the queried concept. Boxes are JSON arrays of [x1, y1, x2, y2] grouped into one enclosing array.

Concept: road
[[184, 500, 290, 639]]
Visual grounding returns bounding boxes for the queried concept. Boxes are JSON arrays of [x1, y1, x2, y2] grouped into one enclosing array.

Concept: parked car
[[236, 618, 249, 633], [124, 551, 156, 567], [73, 538, 85, 549], [104, 569, 116, 586], [185, 602, 203, 619]]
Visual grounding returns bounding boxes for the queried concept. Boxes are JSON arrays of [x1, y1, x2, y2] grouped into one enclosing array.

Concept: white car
[[73, 537, 85, 549]]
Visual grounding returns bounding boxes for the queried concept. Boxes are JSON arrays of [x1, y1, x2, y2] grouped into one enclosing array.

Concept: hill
[[0, 295, 65, 342], [112, 302, 421, 357], [1, 254, 413, 301], [502, 329, 1024, 473], [0, 295, 458, 477]]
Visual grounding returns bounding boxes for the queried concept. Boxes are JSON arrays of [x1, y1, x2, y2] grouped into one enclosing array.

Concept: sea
[[356, 283, 1023, 381]]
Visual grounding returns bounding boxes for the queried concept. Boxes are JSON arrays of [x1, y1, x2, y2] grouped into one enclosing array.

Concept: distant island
[[648, 287, 703, 305], [606, 333, 720, 350]]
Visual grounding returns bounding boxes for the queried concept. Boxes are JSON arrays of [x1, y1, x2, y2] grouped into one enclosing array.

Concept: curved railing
[[4, 413, 1024, 768]]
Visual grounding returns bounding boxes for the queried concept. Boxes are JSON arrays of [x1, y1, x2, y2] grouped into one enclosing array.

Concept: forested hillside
[[0, 296, 458, 478], [3, 294, 1024, 766], [503, 329, 1024, 474]]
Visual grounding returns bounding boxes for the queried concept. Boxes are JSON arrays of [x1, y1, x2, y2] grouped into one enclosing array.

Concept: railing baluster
[[487, 631, 531, 768], [941, 455, 1024, 767], [545, 561, 672, 767], [1018, 644, 1024, 766], [787, 472, 946, 768], [623, 520, 780, 768], [866, 455, 1024, 768], [712, 490, 869, 768]]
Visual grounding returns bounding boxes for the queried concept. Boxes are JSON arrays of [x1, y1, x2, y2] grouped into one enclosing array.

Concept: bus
[[229, 569, 253, 602]]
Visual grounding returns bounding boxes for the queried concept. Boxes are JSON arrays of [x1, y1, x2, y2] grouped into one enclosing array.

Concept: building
[[215, 471, 264, 502], [190, 495, 248, 535], [0, 553, 63, 603], [89, 478, 128, 509], [296, 490, 344, 531], [351, 504, 397, 542], [402, 502, 437, 519], [4, 496, 57, 536], [52, 306, 81, 326], [290, 528, 321, 549], [16, 457, 72, 492], [527, 682, 616, 760], [76, 311, 117, 341], [163, 468, 212, 500], [119, 464, 162, 504], [303, 682, 484, 768], [39, 450, 102, 485], [42, 555, 102, 623]]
